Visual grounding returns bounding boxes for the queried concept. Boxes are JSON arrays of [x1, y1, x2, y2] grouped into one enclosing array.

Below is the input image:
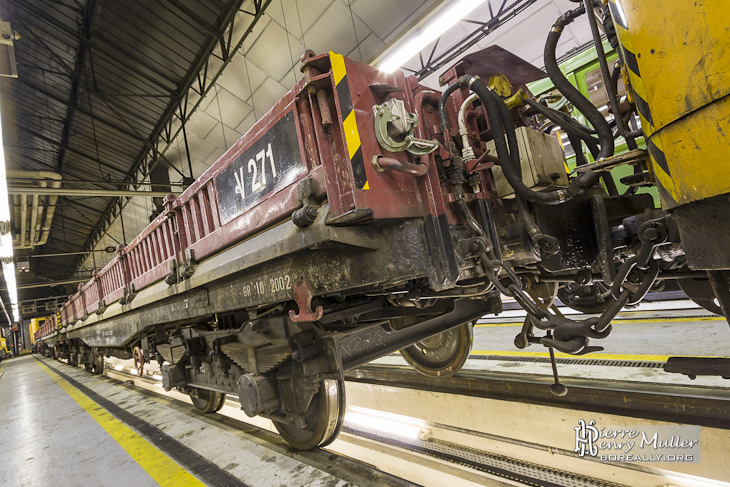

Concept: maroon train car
[[37, 44, 674, 450]]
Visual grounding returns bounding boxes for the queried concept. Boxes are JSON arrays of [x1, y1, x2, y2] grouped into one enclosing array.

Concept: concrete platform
[[0, 355, 412, 487]]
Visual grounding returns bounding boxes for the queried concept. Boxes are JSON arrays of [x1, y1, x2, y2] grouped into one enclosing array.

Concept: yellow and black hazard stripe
[[608, 0, 676, 206], [329, 51, 369, 191], [608, 0, 655, 136], [57, 312, 62, 331]]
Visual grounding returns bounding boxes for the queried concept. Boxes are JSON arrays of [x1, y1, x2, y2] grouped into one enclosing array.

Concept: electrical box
[[487, 127, 569, 198]]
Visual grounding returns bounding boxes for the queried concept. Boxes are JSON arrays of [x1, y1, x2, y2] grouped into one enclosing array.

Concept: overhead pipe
[[32, 181, 48, 249], [28, 192, 39, 250], [7, 187, 179, 197], [37, 180, 61, 247], [19, 194, 27, 248], [0, 277, 90, 290], [8, 171, 62, 249], [12, 195, 20, 245]]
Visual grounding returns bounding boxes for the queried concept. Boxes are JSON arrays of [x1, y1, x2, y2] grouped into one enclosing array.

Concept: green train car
[[528, 40, 659, 207]]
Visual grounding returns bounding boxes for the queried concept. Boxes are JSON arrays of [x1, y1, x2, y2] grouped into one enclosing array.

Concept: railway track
[[38, 347, 730, 487]]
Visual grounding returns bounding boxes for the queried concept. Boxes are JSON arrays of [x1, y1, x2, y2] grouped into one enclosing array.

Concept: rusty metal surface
[[49, 48, 475, 342], [448, 46, 547, 86], [65, 211, 434, 347]]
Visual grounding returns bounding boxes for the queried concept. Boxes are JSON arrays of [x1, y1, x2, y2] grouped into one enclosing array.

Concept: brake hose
[[544, 5, 615, 196]]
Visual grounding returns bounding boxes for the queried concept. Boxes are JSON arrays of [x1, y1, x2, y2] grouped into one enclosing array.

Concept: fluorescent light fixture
[[114, 364, 125, 371], [345, 407, 432, 440], [379, 0, 487, 73], [0, 96, 18, 323], [345, 412, 426, 439]]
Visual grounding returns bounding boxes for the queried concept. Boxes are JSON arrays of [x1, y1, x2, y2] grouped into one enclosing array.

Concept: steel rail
[[346, 365, 730, 429]]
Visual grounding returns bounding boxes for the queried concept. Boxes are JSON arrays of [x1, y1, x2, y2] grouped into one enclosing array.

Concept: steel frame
[[406, 0, 538, 81], [73, 0, 273, 275]]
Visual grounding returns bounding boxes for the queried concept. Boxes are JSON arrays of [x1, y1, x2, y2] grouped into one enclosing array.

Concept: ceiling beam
[[2, 278, 90, 290], [72, 0, 266, 273], [14, 1, 175, 93], [8, 186, 178, 197], [52, 0, 99, 173], [17, 126, 124, 175]]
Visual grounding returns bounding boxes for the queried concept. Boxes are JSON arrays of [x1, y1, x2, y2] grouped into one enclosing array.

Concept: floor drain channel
[[344, 425, 626, 487], [467, 355, 665, 368]]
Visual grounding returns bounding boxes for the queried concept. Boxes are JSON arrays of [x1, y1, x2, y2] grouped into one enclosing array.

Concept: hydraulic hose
[[468, 77, 567, 205], [438, 80, 463, 132], [438, 77, 491, 239], [488, 90, 562, 237], [544, 5, 614, 196], [583, 0, 631, 140], [610, 64, 640, 152], [524, 99, 598, 143], [567, 133, 590, 167]]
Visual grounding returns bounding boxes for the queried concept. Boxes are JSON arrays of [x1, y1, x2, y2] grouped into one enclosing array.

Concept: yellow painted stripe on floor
[[613, 316, 725, 324], [476, 316, 726, 327], [35, 359, 204, 487], [476, 323, 523, 327], [471, 350, 722, 362]]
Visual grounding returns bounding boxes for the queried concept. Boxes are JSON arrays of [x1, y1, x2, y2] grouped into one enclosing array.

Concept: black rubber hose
[[477, 199, 502, 261], [486, 89, 559, 246], [490, 90, 521, 173], [551, 106, 598, 134], [438, 76, 471, 132], [515, 194, 544, 243], [456, 199, 484, 236], [567, 133, 589, 167], [609, 63, 642, 195], [611, 64, 640, 152], [544, 7, 614, 195], [469, 77, 566, 205], [524, 99, 598, 143]]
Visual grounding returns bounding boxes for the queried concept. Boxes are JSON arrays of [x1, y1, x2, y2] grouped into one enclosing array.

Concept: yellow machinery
[[29, 318, 42, 345], [607, 0, 730, 270], [0, 335, 9, 359]]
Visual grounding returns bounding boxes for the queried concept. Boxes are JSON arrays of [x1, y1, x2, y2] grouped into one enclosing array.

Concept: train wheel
[[679, 278, 724, 316], [273, 379, 345, 450], [190, 389, 226, 414], [91, 352, 104, 375], [400, 323, 473, 378], [132, 346, 145, 377]]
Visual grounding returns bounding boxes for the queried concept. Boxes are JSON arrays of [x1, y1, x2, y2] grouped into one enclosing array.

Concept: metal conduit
[[9, 170, 179, 250], [10, 170, 63, 249], [8, 187, 179, 197]]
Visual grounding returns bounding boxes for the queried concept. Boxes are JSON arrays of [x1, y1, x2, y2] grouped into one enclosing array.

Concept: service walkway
[[0, 355, 407, 487]]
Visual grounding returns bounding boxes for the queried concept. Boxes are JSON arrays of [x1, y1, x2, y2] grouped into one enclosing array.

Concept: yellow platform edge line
[[34, 359, 205, 487], [470, 350, 722, 362], [476, 316, 725, 327]]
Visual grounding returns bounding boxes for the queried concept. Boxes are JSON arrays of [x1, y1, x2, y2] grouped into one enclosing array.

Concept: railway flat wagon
[[39, 49, 511, 449], [35, 11, 724, 445]]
